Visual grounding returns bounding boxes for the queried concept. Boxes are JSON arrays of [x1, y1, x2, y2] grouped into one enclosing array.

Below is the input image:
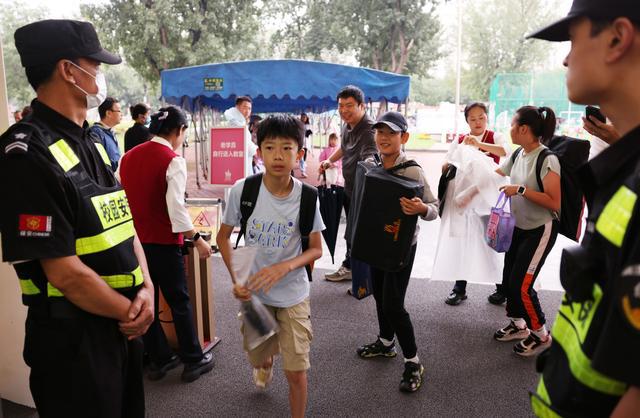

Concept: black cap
[[373, 111, 408, 133], [14, 19, 121, 68], [528, 0, 640, 42]]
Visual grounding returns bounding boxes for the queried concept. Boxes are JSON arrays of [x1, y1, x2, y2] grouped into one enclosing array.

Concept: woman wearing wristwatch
[[492, 105, 561, 358], [119, 106, 215, 383]]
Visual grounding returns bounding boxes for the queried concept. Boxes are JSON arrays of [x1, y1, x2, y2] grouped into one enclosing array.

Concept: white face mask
[[67, 61, 107, 109]]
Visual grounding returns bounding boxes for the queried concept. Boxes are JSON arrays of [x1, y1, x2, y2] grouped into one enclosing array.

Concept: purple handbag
[[485, 192, 515, 252]]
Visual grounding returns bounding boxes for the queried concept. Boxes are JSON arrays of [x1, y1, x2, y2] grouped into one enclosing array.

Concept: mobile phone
[[585, 105, 606, 124]]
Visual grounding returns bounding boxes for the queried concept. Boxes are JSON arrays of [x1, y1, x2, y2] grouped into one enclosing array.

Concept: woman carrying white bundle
[[433, 102, 511, 306]]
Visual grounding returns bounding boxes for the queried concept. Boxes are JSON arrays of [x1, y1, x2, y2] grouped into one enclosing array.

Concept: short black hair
[[464, 102, 488, 120], [590, 16, 640, 37], [256, 115, 304, 149], [235, 96, 252, 106], [25, 62, 58, 91], [98, 97, 119, 119], [248, 114, 263, 133], [336, 85, 365, 105], [21, 106, 33, 118], [148, 106, 188, 137], [130, 103, 149, 120]]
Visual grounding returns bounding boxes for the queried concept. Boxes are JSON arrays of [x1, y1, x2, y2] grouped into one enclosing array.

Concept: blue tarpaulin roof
[[160, 59, 410, 113]]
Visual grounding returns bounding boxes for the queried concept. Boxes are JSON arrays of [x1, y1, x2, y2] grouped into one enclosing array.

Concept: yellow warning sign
[[187, 205, 220, 237]]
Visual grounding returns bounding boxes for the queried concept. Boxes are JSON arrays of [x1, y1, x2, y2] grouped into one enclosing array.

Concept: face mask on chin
[[67, 60, 107, 109]]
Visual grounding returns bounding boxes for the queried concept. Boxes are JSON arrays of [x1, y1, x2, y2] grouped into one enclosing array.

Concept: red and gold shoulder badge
[[620, 265, 640, 332], [18, 214, 52, 238]]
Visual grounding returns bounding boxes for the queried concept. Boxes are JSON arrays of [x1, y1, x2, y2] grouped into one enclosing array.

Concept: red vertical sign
[[210, 127, 246, 186]]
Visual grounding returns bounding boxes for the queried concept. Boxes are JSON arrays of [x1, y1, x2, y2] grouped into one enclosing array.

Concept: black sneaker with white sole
[[399, 362, 424, 393], [356, 339, 397, 358], [494, 321, 530, 342], [514, 333, 552, 357]]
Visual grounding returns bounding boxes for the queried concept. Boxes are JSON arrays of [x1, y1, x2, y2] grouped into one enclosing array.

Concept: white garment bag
[[431, 143, 508, 284]]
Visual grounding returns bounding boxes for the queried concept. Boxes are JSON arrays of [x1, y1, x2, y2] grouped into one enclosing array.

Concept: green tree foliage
[[82, 0, 263, 85], [274, 0, 442, 75], [0, 4, 47, 108], [460, 0, 563, 100], [101, 64, 158, 109]]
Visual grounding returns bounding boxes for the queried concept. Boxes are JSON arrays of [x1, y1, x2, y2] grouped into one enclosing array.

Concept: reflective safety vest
[[531, 185, 635, 417], [17, 130, 142, 303]]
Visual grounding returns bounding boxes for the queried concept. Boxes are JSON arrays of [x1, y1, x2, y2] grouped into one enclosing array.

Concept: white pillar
[[0, 37, 35, 408]]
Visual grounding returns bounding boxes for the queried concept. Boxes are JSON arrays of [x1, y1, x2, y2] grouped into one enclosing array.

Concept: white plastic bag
[[231, 247, 279, 350]]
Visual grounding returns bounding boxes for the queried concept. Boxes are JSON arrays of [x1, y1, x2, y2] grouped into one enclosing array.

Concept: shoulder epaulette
[[1, 123, 37, 155]]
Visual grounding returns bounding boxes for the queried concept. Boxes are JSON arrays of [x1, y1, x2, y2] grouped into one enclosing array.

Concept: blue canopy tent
[[160, 59, 410, 113], [160, 59, 410, 188]]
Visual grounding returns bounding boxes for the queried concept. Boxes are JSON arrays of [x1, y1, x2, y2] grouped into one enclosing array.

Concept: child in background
[[318, 133, 343, 186], [216, 115, 324, 418], [356, 111, 439, 393]]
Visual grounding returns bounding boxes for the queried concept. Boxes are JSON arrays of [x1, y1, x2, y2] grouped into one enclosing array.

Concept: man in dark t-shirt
[[320, 85, 377, 282]]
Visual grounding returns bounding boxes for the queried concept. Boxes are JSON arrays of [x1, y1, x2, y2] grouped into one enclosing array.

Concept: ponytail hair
[[515, 106, 556, 144], [148, 106, 188, 137]]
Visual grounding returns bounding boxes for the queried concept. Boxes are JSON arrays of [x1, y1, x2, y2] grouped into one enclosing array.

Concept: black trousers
[[452, 280, 503, 294], [142, 244, 203, 364], [502, 222, 558, 330], [24, 307, 144, 418], [372, 244, 418, 359], [342, 195, 352, 269]]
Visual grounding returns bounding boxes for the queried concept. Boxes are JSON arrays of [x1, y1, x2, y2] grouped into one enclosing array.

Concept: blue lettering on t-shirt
[[247, 218, 294, 248]]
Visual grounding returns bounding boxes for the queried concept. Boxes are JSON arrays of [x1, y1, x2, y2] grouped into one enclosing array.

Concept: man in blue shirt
[[90, 97, 122, 170]]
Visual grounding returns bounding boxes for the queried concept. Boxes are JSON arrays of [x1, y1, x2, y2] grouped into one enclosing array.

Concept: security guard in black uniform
[[527, 1, 640, 417], [0, 20, 154, 417]]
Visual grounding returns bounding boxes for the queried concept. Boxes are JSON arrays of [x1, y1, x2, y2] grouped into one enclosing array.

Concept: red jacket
[[120, 141, 183, 245], [458, 130, 500, 164]]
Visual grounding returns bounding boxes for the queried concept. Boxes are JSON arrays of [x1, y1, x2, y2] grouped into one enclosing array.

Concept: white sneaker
[[325, 266, 352, 282], [253, 366, 273, 389]]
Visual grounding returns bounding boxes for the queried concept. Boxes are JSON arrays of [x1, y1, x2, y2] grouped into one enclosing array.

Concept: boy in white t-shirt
[[216, 115, 324, 418]]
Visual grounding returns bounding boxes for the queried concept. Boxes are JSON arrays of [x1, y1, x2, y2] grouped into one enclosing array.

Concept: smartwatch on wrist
[[192, 232, 201, 242], [517, 186, 526, 196]]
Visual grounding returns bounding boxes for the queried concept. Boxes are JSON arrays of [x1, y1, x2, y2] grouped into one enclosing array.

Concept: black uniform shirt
[[340, 113, 376, 197], [0, 100, 115, 263], [577, 124, 640, 388], [124, 123, 152, 153]]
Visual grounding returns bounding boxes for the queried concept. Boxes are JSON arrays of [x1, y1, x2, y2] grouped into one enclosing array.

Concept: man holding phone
[[527, 0, 640, 416], [583, 105, 621, 146]]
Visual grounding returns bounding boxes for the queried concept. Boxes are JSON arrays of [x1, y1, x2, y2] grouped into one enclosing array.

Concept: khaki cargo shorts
[[241, 298, 313, 371]]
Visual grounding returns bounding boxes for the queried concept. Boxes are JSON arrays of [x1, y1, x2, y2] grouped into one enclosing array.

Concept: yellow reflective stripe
[[94, 142, 111, 166], [558, 285, 602, 344], [47, 283, 64, 297], [46, 266, 143, 297], [596, 186, 637, 247], [553, 313, 627, 396], [102, 266, 144, 288], [532, 379, 562, 418], [75, 220, 135, 256], [48, 139, 80, 172], [90, 189, 132, 230], [19, 279, 41, 295]]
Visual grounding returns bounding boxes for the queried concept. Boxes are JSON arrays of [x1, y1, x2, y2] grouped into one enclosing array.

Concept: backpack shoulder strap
[[511, 147, 523, 164], [299, 182, 318, 281], [235, 173, 263, 249], [535, 148, 553, 192], [387, 159, 421, 173]]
